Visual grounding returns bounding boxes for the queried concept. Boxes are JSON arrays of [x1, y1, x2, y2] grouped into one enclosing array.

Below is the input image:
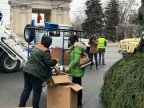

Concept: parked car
[[119, 38, 140, 55]]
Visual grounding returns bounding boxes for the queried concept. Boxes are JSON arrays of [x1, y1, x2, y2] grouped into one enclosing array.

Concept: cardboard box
[[50, 48, 69, 65], [47, 75, 83, 108]]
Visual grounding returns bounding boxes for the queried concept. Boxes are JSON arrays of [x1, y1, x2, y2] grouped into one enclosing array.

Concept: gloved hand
[[66, 50, 70, 54], [51, 58, 58, 66], [64, 66, 70, 73]]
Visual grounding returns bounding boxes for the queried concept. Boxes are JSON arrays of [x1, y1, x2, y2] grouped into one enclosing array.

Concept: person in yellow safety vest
[[98, 35, 107, 65]]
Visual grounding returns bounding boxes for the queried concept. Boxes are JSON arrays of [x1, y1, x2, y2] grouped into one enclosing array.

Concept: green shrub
[[100, 54, 144, 108]]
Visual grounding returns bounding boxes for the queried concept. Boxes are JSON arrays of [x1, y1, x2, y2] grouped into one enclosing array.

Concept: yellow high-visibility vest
[[98, 38, 106, 48]]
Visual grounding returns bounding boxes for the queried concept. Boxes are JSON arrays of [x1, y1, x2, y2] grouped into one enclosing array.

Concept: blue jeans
[[89, 53, 98, 67], [19, 72, 42, 108], [98, 52, 105, 65]]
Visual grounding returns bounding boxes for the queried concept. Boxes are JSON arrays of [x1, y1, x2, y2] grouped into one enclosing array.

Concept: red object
[[53, 45, 61, 49], [37, 15, 42, 23]]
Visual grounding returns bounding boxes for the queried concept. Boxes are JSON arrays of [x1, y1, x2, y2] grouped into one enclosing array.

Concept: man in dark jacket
[[19, 35, 57, 108]]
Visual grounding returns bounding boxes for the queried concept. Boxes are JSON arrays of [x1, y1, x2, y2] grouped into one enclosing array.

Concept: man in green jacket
[[19, 36, 57, 108], [65, 35, 86, 108]]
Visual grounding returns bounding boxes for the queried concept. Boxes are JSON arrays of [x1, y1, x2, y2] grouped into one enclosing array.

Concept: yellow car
[[119, 38, 140, 54]]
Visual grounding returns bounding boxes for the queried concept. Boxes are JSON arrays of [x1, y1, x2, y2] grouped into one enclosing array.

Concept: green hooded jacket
[[23, 44, 57, 81], [68, 42, 87, 77]]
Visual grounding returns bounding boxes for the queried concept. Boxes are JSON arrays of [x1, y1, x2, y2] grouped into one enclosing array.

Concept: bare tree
[[118, 0, 137, 39], [71, 11, 86, 30]]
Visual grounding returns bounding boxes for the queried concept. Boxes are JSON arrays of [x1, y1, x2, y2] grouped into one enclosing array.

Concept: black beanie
[[68, 35, 78, 45], [41, 35, 52, 48]]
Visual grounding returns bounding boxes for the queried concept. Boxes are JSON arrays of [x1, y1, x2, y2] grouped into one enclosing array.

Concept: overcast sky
[[0, 0, 141, 24], [70, 0, 109, 21], [70, 0, 141, 22]]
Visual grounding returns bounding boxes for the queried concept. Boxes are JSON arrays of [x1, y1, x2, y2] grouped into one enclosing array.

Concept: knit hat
[[41, 35, 52, 48], [68, 35, 79, 45]]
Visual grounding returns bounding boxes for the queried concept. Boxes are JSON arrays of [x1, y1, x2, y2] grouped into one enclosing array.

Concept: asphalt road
[[0, 43, 122, 108]]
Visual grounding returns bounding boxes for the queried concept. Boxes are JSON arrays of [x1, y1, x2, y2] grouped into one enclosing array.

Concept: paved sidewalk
[[82, 45, 122, 108], [107, 41, 120, 47], [0, 43, 122, 108]]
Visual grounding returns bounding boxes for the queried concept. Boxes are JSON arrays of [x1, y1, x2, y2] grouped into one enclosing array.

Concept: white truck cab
[[0, 22, 28, 73]]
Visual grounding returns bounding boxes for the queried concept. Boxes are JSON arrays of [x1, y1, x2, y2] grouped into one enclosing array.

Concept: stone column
[[10, 0, 72, 36], [10, 0, 32, 37], [50, 8, 57, 23], [50, 1, 70, 25], [63, 7, 70, 24]]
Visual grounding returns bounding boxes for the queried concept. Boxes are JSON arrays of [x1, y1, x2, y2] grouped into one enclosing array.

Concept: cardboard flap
[[52, 75, 70, 84], [71, 84, 83, 91]]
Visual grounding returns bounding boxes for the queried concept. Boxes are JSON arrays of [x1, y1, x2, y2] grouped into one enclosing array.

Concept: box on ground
[[47, 75, 83, 108]]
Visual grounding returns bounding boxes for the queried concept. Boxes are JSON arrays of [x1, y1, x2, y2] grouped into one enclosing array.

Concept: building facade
[[9, 0, 72, 36]]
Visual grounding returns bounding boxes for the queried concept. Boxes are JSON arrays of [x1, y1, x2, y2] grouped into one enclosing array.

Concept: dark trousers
[[72, 77, 82, 106], [89, 53, 98, 67], [98, 52, 105, 65], [19, 72, 42, 108]]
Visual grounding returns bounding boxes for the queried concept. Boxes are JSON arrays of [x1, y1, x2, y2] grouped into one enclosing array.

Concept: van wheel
[[24, 24, 35, 43], [0, 54, 21, 73]]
